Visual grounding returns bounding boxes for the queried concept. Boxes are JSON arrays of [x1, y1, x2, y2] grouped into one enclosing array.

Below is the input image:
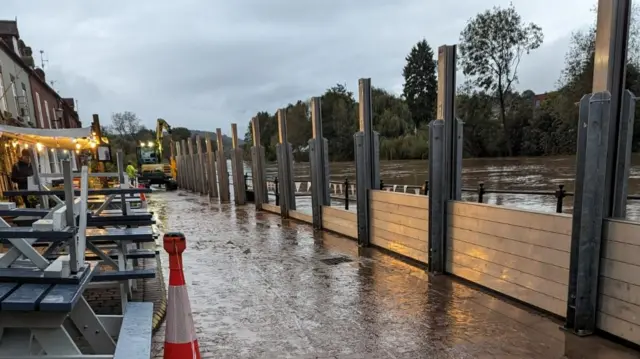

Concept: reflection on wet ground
[[149, 190, 640, 358]]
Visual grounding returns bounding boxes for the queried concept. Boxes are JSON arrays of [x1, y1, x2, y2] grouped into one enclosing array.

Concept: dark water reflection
[[256, 154, 640, 220]]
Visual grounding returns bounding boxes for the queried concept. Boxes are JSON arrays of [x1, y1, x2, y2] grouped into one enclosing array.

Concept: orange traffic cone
[[163, 232, 201, 359], [137, 184, 148, 209]]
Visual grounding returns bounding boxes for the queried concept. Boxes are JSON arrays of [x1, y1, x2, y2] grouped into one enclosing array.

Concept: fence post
[[230, 123, 246, 205], [478, 183, 485, 203], [423, 180, 429, 196], [215, 129, 230, 202], [274, 177, 280, 206], [555, 184, 566, 213], [344, 178, 349, 211]]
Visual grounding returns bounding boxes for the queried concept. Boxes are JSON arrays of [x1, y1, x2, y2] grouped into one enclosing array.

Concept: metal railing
[[247, 175, 640, 214]]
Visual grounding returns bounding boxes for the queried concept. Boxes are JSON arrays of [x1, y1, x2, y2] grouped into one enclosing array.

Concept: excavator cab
[[135, 119, 178, 190]]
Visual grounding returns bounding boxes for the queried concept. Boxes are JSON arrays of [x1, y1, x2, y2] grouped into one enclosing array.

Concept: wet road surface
[[149, 190, 640, 359]]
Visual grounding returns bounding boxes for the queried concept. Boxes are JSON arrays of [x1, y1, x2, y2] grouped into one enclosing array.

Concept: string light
[[36, 143, 43, 152], [63, 149, 68, 154], [23, 143, 29, 149], [75, 149, 79, 154], [12, 141, 17, 148], [90, 142, 96, 149], [75, 143, 81, 150]]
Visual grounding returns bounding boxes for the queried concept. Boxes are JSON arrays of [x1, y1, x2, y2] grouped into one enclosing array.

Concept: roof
[[0, 39, 80, 125], [0, 21, 19, 37]]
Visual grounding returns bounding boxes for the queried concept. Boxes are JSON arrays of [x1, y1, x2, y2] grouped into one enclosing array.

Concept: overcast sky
[[4, 0, 595, 136]]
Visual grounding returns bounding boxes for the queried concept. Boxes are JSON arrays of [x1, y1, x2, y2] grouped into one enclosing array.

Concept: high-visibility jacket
[[126, 164, 137, 179]]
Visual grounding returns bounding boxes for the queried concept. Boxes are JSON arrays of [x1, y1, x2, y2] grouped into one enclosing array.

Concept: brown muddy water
[[260, 154, 640, 220]]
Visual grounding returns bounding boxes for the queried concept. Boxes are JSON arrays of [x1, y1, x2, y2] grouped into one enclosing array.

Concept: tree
[[458, 4, 543, 156], [110, 111, 142, 140], [402, 40, 438, 127]]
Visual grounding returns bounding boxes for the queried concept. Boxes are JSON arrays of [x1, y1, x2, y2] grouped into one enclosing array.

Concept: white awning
[[0, 125, 100, 150]]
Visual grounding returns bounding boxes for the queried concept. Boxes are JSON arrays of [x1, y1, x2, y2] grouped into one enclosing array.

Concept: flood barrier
[[321, 206, 357, 239], [370, 190, 428, 264]]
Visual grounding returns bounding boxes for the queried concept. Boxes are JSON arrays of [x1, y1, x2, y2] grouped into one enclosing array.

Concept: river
[[260, 154, 640, 220]]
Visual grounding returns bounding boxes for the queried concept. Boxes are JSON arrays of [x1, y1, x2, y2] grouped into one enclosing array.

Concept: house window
[[35, 92, 44, 127], [535, 100, 541, 108], [50, 107, 58, 129], [0, 63, 6, 113], [9, 75, 17, 113], [44, 100, 52, 128]]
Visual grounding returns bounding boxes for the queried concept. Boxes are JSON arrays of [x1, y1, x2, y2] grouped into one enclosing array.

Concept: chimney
[[33, 68, 45, 82], [63, 98, 75, 110]]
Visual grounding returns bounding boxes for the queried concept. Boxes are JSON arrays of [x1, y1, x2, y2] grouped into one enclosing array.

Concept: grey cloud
[[5, 0, 596, 136]]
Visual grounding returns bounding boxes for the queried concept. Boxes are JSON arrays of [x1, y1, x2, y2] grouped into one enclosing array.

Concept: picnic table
[[0, 160, 154, 358]]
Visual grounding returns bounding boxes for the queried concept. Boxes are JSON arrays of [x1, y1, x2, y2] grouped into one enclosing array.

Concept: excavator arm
[[156, 118, 172, 159]]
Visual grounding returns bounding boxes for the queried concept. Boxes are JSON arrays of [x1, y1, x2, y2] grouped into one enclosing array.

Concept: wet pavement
[[149, 190, 640, 359]]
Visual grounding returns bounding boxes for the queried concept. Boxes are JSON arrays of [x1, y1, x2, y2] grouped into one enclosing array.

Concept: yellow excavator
[[135, 118, 178, 190]]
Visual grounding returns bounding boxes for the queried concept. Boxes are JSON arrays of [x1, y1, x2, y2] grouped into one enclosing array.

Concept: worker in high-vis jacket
[[126, 162, 137, 186]]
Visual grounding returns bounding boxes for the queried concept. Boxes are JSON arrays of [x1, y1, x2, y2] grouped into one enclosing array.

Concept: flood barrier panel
[[598, 219, 640, 344], [369, 190, 428, 264], [262, 203, 280, 214], [446, 201, 571, 316], [289, 210, 313, 224], [322, 206, 357, 239]]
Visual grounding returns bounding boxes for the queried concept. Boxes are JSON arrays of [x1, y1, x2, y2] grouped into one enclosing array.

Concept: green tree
[[402, 40, 438, 127], [321, 84, 358, 161], [458, 4, 543, 156]]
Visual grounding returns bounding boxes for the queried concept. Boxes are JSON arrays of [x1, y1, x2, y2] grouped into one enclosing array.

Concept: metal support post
[[175, 142, 182, 188], [195, 135, 205, 194], [187, 138, 197, 192], [180, 140, 188, 189], [354, 78, 379, 247], [426, 44, 459, 274], [29, 149, 47, 209], [276, 109, 296, 217], [250, 116, 268, 208], [565, 0, 634, 336], [62, 160, 78, 273], [116, 150, 127, 216], [194, 135, 203, 194], [309, 97, 330, 228], [205, 134, 218, 198], [438, 45, 461, 200], [230, 123, 246, 205], [216, 128, 230, 202], [428, 121, 446, 273]]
